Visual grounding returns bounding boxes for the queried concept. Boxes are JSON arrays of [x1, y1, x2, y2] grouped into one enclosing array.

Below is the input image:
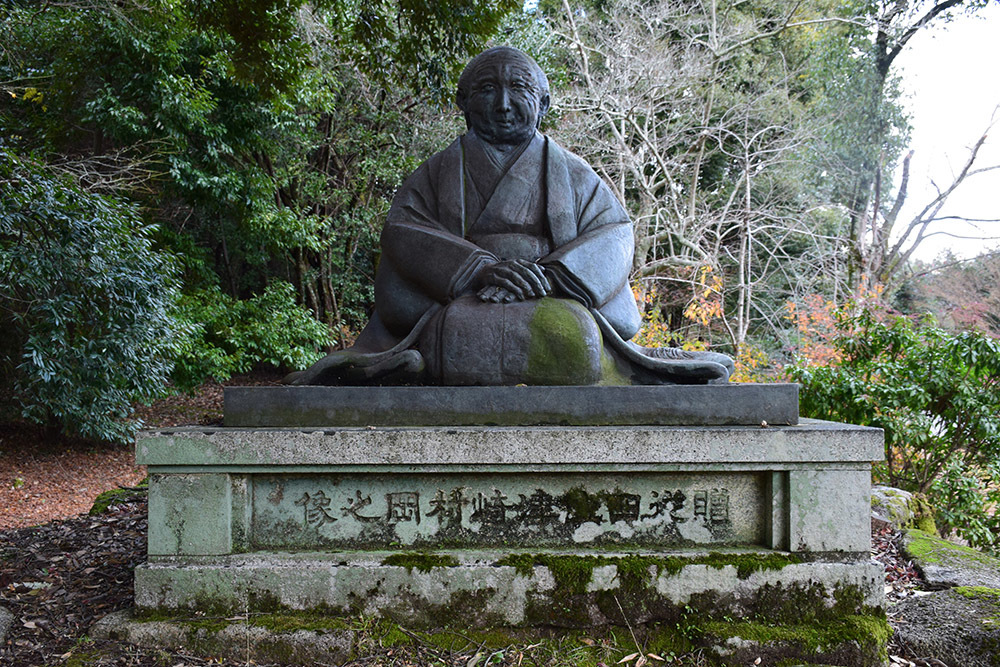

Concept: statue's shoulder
[[395, 137, 463, 196], [544, 135, 605, 188], [428, 136, 464, 165]]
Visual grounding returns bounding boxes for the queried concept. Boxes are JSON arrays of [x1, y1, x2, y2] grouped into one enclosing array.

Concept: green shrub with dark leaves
[[787, 309, 1000, 551], [171, 281, 329, 390], [0, 148, 181, 442]]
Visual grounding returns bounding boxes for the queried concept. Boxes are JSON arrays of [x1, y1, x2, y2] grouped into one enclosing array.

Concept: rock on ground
[[894, 587, 1000, 667], [0, 605, 12, 644], [871, 486, 936, 533], [903, 528, 1000, 590], [892, 527, 1000, 666]]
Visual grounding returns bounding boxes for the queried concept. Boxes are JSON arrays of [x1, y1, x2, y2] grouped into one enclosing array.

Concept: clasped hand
[[476, 259, 552, 303]]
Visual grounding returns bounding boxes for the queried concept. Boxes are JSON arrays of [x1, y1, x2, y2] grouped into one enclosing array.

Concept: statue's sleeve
[[381, 145, 497, 302], [539, 149, 633, 308], [538, 143, 641, 338]]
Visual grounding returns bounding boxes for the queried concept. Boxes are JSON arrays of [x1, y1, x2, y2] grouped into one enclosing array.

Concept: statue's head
[[456, 46, 551, 147]]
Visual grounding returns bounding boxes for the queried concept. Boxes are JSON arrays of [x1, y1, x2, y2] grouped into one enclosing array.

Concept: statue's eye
[[479, 83, 496, 93]]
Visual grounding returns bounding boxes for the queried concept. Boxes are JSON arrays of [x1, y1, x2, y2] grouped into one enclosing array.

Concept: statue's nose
[[495, 87, 512, 112]]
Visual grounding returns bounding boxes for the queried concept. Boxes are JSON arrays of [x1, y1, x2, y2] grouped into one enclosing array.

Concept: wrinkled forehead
[[458, 48, 548, 101], [467, 57, 538, 89]]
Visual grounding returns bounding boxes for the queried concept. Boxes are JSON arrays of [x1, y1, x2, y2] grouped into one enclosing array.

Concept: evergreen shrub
[[0, 148, 181, 441]]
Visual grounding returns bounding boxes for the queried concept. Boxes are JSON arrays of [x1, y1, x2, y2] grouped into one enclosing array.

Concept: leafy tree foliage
[[0, 148, 180, 442], [788, 308, 1000, 550], [0, 1, 518, 401], [190, 0, 521, 96], [0, 1, 520, 440], [171, 282, 329, 390]]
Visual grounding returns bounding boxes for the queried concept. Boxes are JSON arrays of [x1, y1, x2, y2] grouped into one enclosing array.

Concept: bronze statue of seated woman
[[286, 47, 733, 387]]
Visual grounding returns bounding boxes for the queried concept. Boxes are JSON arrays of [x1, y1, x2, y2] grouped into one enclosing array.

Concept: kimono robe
[[287, 131, 732, 385], [376, 131, 640, 342]]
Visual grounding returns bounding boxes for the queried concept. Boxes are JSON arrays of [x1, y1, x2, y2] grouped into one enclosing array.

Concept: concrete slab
[[136, 419, 880, 469], [138, 422, 880, 557], [223, 384, 800, 428], [91, 609, 354, 664], [134, 419, 884, 649], [133, 550, 883, 628]]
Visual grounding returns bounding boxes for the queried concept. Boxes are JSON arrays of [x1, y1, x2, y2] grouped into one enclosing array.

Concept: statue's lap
[[418, 296, 604, 385]]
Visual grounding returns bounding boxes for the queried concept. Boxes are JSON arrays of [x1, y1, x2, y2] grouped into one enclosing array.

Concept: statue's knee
[[419, 296, 602, 385], [522, 298, 602, 385]]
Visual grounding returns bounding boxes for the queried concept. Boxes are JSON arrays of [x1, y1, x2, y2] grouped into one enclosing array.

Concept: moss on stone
[[954, 586, 1000, 601], [249, 610, 350, 634], [132, 608, 177, 623], [526, 298, 601, 385], [381, 552, 460, 573], [496, 552, 804, 595], [561, 486, 603, 524], [132, 609, 234, 634], [183, 617, 232, 634], [905, 528, 1000, 569], [597, 346, 632, 386], [119, 607, 890, 666], [952, 586, 1000, 629], [246, 590, 285, 614], [495, 553, 649, 594], [695, 552, 805, 579], [89, 478, 148, 515], [909, 493, 938, 534], [703, 613, 889, 663]]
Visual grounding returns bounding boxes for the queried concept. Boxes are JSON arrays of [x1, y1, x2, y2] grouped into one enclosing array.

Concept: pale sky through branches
[[894, 2, 1000, 262]]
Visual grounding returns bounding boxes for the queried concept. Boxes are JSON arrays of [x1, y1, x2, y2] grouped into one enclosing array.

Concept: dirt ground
[[0, 372, 282, 530]]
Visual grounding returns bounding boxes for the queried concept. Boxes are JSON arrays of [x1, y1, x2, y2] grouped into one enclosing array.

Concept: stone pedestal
[[135, 417, 883, 631]]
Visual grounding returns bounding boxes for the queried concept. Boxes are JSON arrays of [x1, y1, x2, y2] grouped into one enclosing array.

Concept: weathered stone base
[[135, 550, 882, 628], [223, 384, 800, 427], [94, 603, 889, 667], [132, 419, 885, 664]]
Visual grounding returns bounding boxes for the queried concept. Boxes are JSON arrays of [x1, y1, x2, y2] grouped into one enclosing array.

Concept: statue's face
[[461, 59, 549, 146]]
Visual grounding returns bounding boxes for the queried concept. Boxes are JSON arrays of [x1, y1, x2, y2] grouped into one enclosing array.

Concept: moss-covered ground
[[88, 477, 148, 515]]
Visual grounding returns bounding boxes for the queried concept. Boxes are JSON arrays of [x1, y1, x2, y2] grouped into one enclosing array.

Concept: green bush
[[0, 148, 182, 442], [787, 309, 1000, 551], [171, 281, 330, 390]]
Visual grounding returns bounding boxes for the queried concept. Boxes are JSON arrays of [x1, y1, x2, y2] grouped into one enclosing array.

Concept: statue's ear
[[537, 93, 551, 127], [456, 93, 472, 129]]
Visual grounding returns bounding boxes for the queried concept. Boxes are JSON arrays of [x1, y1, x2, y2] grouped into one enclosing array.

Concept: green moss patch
[[704, 614, 889, 651], [952, 587, 1000, 628], [89, 478, 148, 515], [704, 614, 889, 665], [955, 586, 1000, 601], [527, 298, 601, 385], [904, 529, 1000, 571], [381, 552, 460, 573], [121, 607, 888, 666], [496, 552, 803, 594], [250, 610, 351, 634]]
